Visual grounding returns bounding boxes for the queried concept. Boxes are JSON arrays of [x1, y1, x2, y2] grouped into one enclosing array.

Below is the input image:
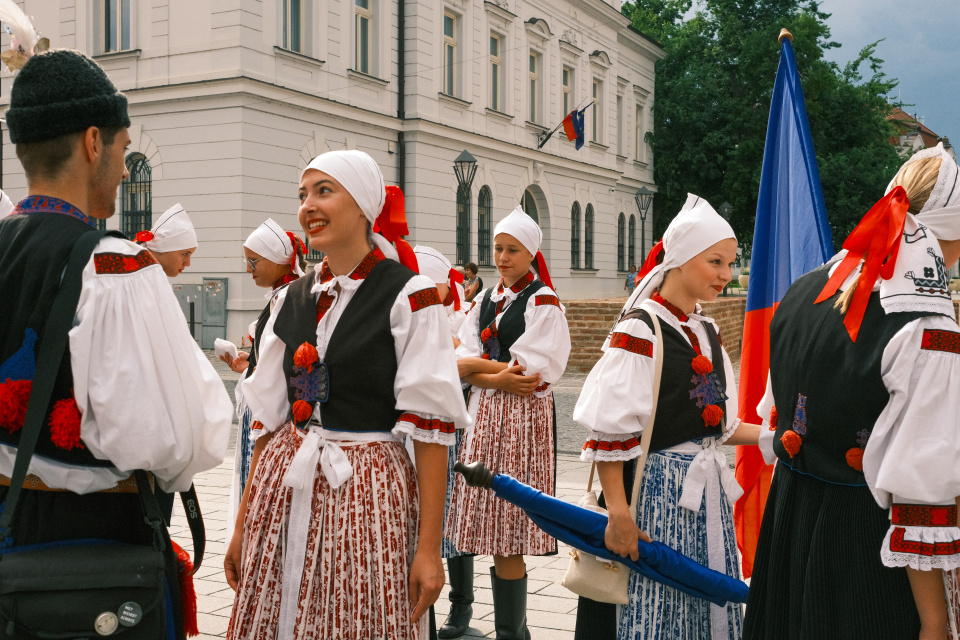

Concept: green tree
[[624, 0, 902, 252]]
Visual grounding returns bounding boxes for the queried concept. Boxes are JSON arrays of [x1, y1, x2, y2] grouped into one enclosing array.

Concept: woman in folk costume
[[221, 218, 307, 542], [414, 243, 475, 638], [744, 142, 960, 640], [447, 205, 571, 639], [573, 194, 760, 640], [224, 150, 470, 640], [135, 202, 198, 277]]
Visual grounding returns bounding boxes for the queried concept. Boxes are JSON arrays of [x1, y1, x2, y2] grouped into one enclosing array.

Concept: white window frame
[[490, 32, 502, 110], [562, 65, 573, 115], [616, 94, 624, 156], [529, 50, 542, 124], [101, 0, 131, 53], [592, 79, 602, 143], [355, 0, 373, 74], [283, 0, 305, 53], [443, 11, 458, 97]]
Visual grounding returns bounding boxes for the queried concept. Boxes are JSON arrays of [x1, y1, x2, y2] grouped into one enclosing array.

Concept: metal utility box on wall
[[201, 278, 228, 349], [172, 284, 203, 343]]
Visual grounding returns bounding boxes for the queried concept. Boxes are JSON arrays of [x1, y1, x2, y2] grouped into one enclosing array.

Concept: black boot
[[490, 567, 532, 640], [438, 556, 475, 638]]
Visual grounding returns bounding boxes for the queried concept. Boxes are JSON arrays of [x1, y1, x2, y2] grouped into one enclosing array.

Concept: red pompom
[[845, 447, 864, 471], [480, 328, 492, 343], [481, 354, 491, 360], [691, 355, 713, 375], [701, 404, 724, 427], [49, 396, 83, 450], [293, 342, 319, 372], [171, 541, 199, 637], [0, 379, 31, 433], [135, 230, 155, 243], [292, 400, 313, 423], [781, 430, 802, 458], [769, 406, 778, 430]]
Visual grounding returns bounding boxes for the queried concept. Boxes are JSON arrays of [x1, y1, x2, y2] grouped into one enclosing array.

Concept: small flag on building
[[562, 109, 586, 150]]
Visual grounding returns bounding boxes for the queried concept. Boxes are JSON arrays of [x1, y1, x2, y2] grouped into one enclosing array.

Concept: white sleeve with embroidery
[[573, 316, 657, 462], [391, 275, 472, 445], [240, 288, 293, 434], [455, 293, 484, 358], [865, 315, 960, 507], [70, 236, 233, 493], [508, 286, 571, 384]]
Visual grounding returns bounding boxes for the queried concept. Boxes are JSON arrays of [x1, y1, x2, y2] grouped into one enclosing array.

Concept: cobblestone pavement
[[181, 353, 741, 637]]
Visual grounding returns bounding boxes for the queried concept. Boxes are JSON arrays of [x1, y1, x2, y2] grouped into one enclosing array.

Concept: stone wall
[[565, 297, 747, 373]]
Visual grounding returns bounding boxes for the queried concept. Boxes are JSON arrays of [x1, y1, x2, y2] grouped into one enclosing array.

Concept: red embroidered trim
[[921, 329, 960, 354], [497, 272, 535, 295], [273, 272, 299, 290], [408, 288, 442, 312], [534, 382, 550, 393], [892, 504, 958, 527], [608, 332, 653, 357], [651, 291, 689, 322], [398, 412, 455, 435], [316, 291, 335, 323], [93, 250, 157, 274], [442, 289, 455, 307], [889, 527, 960, 556], [535, 295, 560, 308], [584, 437, 642, 453], [318, 248, 386, 283]]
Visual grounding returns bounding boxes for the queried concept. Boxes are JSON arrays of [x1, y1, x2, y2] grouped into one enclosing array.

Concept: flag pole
[[778, 28, 793, 43], [537, 99, 595, 149]]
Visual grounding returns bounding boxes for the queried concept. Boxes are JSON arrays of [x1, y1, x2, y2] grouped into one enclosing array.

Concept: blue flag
[[735, 36, 835, 577]]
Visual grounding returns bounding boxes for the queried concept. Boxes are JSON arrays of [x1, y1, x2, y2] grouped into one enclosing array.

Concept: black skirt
[[743, 462, 919, 640]]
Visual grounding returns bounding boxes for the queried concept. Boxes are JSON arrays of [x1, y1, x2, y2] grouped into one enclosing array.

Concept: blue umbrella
[[455, 461, 748, 606]]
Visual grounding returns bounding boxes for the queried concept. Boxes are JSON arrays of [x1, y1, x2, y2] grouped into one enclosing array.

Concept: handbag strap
[[0, 229, 114, 535], [584, 308, 664, 521]]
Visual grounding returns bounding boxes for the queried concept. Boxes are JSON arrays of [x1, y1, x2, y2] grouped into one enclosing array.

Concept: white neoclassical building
[[1, 0, 663, 344]]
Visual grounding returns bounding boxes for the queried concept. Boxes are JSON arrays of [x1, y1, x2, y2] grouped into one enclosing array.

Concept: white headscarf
[[624, 193, 736, 311], [886, 142, 960, 240], [299, 150, 401, 263], [414, 245, 452, 284], [140, 203, 198, 253], [494, 205, 541, 255], [244, 218, 305, 277]]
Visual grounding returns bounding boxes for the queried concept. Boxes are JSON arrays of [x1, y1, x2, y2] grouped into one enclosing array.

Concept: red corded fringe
[[293, 342, 319, 372], [49, 396, 83, 450], [292, 400, 313, 423], [691, 355, 713, 375], [702, 404, 724, 427], [769, 406, 778, 430], [171, 541, 198, 637], [781, 430, 802, 458], [0, 379, 31, 434], [845, 447, 864, 471]]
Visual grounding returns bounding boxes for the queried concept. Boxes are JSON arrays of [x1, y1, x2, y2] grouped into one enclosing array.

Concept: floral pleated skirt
[[617, 447, 742, 640], [441, 429, 470, 559], [227, 423, 426, 640], [446, 388, 556, 556]]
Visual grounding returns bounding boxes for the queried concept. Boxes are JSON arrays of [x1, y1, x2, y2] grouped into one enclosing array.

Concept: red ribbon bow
[[135, 230, 155, 243], [373, 185, 419, 273], [814, 186, 910, 342], [534, 251, 554, 291], [286, 231, 306, 272], [636, 239, 665, 286], [448, 268, 464, 310]]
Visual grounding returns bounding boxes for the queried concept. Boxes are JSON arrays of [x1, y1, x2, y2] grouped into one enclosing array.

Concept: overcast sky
[[818, 0, 959, 142]]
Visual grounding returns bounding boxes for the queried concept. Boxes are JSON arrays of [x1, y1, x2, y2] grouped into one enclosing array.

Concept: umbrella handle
[[454, 461, 495, 489]]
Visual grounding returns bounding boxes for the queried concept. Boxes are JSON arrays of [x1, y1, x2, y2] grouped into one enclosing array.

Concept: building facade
[[1, 0, 663, 342]]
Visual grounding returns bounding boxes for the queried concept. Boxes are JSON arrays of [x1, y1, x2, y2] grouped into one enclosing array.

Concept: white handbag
[[561, 310, 663, 604]]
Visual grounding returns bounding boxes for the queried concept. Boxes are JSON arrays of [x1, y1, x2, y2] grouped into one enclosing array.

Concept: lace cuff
[[580, 431, 643, 463], [393, 412, 456, 446], [880, 525, 960, 571]]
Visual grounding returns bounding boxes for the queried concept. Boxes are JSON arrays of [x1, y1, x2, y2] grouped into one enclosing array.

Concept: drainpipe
[[396, 0, 406, 191]]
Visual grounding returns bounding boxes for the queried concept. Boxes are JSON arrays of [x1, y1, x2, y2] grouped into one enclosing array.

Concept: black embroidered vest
[[272, 259, 415, 432], [0, 212, 114, 467], [631, 309, 726, 451], [478, 280, 546, 363], [769, 262, 937, 485]]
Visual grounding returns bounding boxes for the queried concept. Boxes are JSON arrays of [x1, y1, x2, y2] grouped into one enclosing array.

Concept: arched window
[[121, 153, 151, 238], [570, 202, 581, 269], [628, 214, 636, 268], [617, 213, 625, 271], [456, 184, 471, 265], [584, 204, 594, 269], [521, 189, 539, 223], [478, 186, 492, 266]]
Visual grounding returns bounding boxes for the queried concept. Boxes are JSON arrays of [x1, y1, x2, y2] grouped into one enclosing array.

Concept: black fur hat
[[6, 49, 130, 144]]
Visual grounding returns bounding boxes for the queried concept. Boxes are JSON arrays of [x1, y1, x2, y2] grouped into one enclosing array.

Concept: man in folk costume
[[746, 143, 960, 639], [413, 243, 475, 638], [0, 49, 232, 636]]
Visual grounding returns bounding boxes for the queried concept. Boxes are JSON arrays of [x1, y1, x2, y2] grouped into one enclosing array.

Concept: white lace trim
[[392, 421, 456, 447], [580, 432, 643, 463], [880, 525, 960, 571]]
